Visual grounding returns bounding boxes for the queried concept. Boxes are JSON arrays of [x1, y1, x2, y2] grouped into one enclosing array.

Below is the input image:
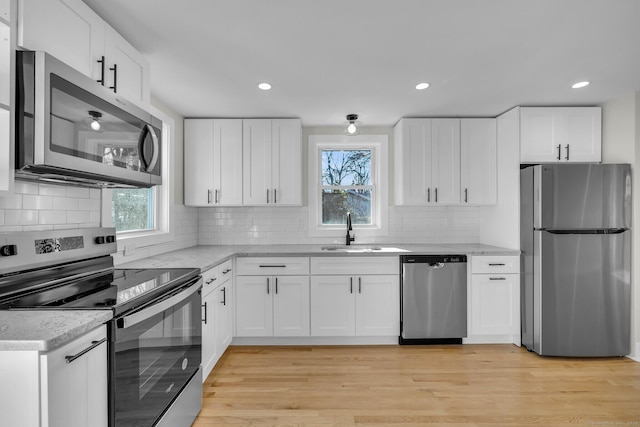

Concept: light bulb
[[571, 81, 590, 89], [90, 119, 101, 131], [347, 123, 357, 134]]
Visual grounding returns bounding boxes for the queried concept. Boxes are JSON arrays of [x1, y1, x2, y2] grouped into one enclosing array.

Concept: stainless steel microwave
[[15, 51, 162, 188]]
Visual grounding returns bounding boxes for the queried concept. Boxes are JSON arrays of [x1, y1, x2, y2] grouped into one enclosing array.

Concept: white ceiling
[[83, 0, 640, 127]]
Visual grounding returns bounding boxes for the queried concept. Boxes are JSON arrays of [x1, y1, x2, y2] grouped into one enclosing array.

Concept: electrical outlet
[[124, 244, 136, 257]]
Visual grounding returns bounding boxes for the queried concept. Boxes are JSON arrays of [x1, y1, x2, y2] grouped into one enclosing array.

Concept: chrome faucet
[[345, 212, 355, 245]]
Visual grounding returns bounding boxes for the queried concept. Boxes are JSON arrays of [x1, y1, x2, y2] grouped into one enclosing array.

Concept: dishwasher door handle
[[428, 262, 445, 268]]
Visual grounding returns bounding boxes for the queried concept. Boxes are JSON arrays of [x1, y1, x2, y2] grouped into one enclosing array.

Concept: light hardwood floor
[[194, 345, 640, 426]]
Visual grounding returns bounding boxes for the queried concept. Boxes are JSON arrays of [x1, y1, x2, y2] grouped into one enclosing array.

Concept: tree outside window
[[321, 149, 372, 225]]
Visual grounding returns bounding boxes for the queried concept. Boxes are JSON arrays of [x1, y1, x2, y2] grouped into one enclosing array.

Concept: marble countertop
[[120, 243, 519, 272], [0, 310, 112, 352]]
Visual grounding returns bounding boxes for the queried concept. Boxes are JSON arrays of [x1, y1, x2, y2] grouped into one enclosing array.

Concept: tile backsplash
[[198, 205, 480, 245], [0, 181, 101, 232]]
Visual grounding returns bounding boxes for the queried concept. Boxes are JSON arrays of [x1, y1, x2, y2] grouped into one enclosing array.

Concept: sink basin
[[320, 245, 407, 253]]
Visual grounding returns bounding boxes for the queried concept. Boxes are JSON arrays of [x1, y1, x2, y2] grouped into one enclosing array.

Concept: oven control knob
[[106, 235, 116, 243], [95, 236, 105, 244], [0, 245, 18, 256]]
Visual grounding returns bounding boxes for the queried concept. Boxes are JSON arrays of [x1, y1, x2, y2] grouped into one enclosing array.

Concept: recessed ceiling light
[[571, 81, 590, 89], [415, 82, 430, 90], [258, 82, 272, 91]]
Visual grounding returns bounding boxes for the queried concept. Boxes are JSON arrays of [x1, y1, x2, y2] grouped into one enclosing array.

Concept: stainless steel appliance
[[520, 164, 631, 357], [0, 228, 202, 426], [16, 51, 162, 188], [400, 255, 467, 344]]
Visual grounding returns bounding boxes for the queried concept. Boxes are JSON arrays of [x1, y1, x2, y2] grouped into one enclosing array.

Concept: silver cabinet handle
[[259, 265, 286, 268], [358, 277, 362, 294], [205, 277, 217, 284], [97, 56, 105, 85], [221, 287, 226, 306], [207, 189, 212, 204], [464, 188, 468, 203], [215, 189, 219, 204], [350, 277, 353, 294], [275, 277, 278, 294], [488, 263, 505, 266], [427, 188, 430, 203], [267, 277, 270, 294], [435, 188, 438, 203], [222, 268, 232, 274], [267, 189, 270, 204], [202, 302, 208, 324], [565, 144, 570, 161], [65, 338, 106, 363], [274, 189, 277, 204], [557, 144, 561, 160], [489, 277, 507, 281], [109, 63, 117, 93]]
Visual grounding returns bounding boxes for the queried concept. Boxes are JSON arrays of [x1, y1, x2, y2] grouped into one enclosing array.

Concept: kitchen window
[[102, 107, 173, 249], [308, 135, 388, 238]]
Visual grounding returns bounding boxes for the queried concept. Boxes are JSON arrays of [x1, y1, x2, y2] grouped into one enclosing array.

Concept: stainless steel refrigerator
[[520, 164, 631, 357]]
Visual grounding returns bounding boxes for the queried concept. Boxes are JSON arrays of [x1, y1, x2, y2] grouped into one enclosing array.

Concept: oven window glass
[[49, 74, 155, 173], [114, 287, 201, 427]]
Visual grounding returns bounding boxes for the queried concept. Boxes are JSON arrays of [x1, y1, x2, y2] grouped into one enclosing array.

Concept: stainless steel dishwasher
[[400, 255, 467, 344]]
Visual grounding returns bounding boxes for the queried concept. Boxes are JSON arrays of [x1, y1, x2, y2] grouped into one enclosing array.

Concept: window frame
[[101, 106, 174, 249], [308, 134, 388, 239]]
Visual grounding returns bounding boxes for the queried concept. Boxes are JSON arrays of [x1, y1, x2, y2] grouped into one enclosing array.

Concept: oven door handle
[[119, 279, 202, 329]]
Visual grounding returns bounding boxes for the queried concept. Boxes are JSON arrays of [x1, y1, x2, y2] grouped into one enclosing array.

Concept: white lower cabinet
[[310, 256, 400, 338], [310, 274, 399, 337], [0, 325, 107, 427], [201, 259, 233, 381], [466, 255, 520, 344]]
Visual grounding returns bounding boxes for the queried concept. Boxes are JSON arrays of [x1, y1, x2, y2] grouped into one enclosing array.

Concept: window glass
[[112, 188, 155, 232], [320, 149, 372, 225]]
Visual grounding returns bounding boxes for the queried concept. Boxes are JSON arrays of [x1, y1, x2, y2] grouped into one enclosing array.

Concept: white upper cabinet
[[18, 0, 150, 109], [520, 107, 601, 163], [184, 118, 243, 207], [243, 119, 301, 206], [460, 118, 497, 205], [394, 118, 461, 205]]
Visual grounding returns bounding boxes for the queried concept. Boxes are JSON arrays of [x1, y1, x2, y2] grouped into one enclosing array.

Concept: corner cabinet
[[235, 257, 310, 337], [184, 119, 243, 206], [465, 255, 520, 345], [17, 0, 150, 109], [243, 119, 302, 206], [201, 259, 234, 381], [309, 257, 400, 337], [0, 325, 108, 427], [520, 107, 601, 163], [394, 117, 497, 206]]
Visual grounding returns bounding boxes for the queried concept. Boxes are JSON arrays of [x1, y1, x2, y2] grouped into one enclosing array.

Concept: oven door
[[111, 278, 202, 427]]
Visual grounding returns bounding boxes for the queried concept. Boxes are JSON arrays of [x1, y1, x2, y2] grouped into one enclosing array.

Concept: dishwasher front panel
[[401, 256, 467, 341]]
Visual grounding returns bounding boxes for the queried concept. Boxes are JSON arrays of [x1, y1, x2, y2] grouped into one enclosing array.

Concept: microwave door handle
[[119, 280, 202, 329], [137, 124, 160, 172]]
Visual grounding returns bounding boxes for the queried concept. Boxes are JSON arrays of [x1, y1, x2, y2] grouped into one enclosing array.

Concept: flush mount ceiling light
[[344, 114, 361, 136], [415, 82, 430, 90], [258, 82, 272, 90], [572, 81, 590, 89], [88, 110, 102, 131]]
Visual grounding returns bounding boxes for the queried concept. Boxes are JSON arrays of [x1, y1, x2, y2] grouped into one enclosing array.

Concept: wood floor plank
[[193, 345, 640, 426]]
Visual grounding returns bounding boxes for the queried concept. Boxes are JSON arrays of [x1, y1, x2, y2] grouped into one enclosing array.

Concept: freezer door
[[537, 230, 630, 356], [537, 164, 631, 230]]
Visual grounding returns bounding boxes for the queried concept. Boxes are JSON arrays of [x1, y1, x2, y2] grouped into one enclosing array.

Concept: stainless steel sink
[[320, 245, 407, 253]]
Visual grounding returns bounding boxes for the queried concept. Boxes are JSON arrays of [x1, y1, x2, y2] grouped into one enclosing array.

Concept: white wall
[[601, 92, 640, 361]]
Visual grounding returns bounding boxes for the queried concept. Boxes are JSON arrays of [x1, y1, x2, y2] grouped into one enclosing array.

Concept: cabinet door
[[184, 119, 214, 206], [355, 275, 400, 336], [273, 275, 310, 336], [201, 287, 218, 381], [103, 25, 150, 109], [243, 119, 272, 205], [310, 276, 355, 336], [460, 118, 497, 205], [18, 0, 105, 79], [214, 119, 243, 205], [520, 108, 562, 162], [431, 119, 461, 205], [470, 274, 520, 336], [235, 275, 273, 337], [44, 325, 107, 427], [216, 282, 233, 351], [563, 107, 601, 162], [271, 119, 302, 205], [393, 118, 431, 205]]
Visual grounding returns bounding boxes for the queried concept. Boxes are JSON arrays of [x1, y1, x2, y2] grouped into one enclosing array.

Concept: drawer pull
[[222, 268, 232, 274], [202, 302, 208, 324], [488, 263, 506, 266], [489, 277, 507, 281], [205, 278, 217, 284], [259, 265, 286, 268], [65, 338, 106, 363]]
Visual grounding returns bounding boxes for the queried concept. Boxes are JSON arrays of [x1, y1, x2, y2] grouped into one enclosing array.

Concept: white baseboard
[[232, 336, 399, 346], [628, 342, 640, 362]]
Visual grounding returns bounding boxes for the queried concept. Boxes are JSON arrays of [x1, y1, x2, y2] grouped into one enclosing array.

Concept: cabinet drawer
[[236, 257, 309, 275], [471, 256, 519, 274], [311, 256, 399, 275], [219, 259, 233, 282], [202, 265, 220, 295]]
